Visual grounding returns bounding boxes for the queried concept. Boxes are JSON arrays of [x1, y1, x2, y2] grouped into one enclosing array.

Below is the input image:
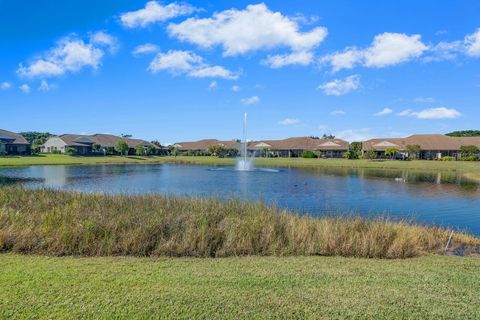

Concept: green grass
[[1, 188, 478, 259], [1, 254, 479, 319]]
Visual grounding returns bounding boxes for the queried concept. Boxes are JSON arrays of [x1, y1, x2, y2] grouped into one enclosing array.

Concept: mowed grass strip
[[1, 188, 478, 258], [0, 254, 479, 319]]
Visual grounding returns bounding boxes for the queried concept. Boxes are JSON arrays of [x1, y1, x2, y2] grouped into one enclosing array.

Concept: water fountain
[[236, 112, 255, 171]]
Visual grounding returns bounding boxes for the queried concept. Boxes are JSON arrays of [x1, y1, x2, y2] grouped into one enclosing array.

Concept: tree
[[92, 143, 101, 153], [460, 145, 479, 161], [146, 144, 157, 155], [65, 147, 77, 155], [135, 145, 146, 156], [406, 144, 421, 160], [348, 142, 362, 159], [19, 132, 53, 145], [170, 146, 179, 157], [121, 134, 132, 138], [301, 150, 317, 158], [364, 150, 377, 160], [385, 148, 400, 160], [322, 134, 335, 140], [446, 130, 480, 137], [115, 140, 129, 156], [150, 140, 162, 148], [208, 145, 228, 157]]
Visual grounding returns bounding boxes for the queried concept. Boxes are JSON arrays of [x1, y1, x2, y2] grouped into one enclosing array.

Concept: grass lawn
[[0, 254, 479, 319]]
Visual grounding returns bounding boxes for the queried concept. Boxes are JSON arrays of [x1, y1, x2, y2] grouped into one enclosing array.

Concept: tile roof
[[0, 129, 29, 145], [363, 134, 480, 151]]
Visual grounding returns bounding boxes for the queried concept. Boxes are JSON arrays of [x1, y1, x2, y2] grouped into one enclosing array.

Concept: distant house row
[[174, 137, 350, 158], [362, 134, 480, 160], [2, 128, 480, 160], [41, 134, 163, 155]]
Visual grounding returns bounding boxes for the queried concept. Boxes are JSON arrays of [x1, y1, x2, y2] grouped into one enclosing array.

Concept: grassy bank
[[2, 154, 480, 174], [1, 254, 479, 319], [1, 188, 478, 259]]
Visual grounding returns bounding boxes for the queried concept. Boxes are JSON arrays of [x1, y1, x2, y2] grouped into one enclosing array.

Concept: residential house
[[174, 139, 240, 155], [0, 129, 31, 155], [41, 133, 160, 155], [248, 137, 349, 158], [362, 134, 480, 159]]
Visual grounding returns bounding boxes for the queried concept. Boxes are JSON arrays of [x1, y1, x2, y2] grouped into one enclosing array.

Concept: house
[[0, 129, 31, 155], [248, 137, 349, 158], [173, 139, 240, 155], [41, 133, 160, 155], [362, 134, 480, 159]]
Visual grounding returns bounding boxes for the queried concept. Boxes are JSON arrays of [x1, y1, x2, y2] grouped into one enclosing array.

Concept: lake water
[[1, 163, 480, 234]]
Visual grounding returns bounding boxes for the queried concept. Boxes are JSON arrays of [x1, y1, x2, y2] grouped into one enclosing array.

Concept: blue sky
[[1, 0, 480, 143]]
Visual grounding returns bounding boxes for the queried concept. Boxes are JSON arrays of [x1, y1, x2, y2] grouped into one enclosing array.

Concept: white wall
[[41, 137, 67, 153]]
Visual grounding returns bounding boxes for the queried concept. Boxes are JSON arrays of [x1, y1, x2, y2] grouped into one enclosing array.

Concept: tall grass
[[0, 187, 478, 258]]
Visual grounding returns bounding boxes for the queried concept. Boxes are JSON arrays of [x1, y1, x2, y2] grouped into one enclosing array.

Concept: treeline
[[446, 130, 480, 137]]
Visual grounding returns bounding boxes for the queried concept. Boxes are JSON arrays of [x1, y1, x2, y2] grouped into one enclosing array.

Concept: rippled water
[[1, 164, 479, 234]]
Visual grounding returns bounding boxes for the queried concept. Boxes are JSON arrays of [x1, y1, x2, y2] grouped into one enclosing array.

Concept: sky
[[1, 0, 480, 143]]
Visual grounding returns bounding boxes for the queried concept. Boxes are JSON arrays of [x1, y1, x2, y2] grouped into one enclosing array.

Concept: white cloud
[[465, 28, 480, 57], [208, 81, 217, 90], [19, 84, 30, 94], [90, 31, 118, 53], [132, 43, 160, 56], [322, 33, 428, 72], [414, 97, 435, 103], [231, 85, 240, 92], [262, 51, 314, 68], [0, 82, 12, 90], [18, 33, 116, 78], [241, 95, 260, 105], [168, 3, 327, 65], [38, 80, 51, 92], [330, 110, 346, 116], [120, 1, 198, 28], [397, 107, 461, 119], [374, 107, 393, 116], [334, 128, 372, 142], [278, 118, 302, 126], [427, 41, 464, 62], [148, 50, 238, 79], [319, 75, 360, 96]]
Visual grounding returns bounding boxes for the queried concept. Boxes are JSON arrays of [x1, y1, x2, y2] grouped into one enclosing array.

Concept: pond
[[1, 163, 480, 234]]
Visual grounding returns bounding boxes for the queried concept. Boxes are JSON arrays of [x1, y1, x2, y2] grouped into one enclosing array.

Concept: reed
[[0, 187, 478, 258]]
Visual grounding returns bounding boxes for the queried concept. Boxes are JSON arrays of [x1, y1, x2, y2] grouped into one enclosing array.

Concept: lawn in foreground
[[0, 254, 479, 319]]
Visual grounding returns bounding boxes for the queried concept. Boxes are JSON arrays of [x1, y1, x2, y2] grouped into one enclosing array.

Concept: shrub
[[441, 156, 456, 161], [301, 150, 317, 158]]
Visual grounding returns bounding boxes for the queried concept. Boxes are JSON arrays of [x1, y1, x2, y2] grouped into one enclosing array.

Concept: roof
[[174, 139, 240, 150], [363, 134, 480, 151], [248, 137, 349, 151], [56, 134, 154, 148], [0, 129, 29, 145]]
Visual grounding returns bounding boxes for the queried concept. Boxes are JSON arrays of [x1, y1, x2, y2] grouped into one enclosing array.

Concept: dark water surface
[[1, 164, 480, 234]]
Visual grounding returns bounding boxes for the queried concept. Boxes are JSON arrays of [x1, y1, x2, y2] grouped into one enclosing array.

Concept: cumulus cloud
[[0, 82, 12, 90], [19, 84, 30, 94], [397, 107, 461, 119], [168, 3, 327, 67], [148, 50, 238, 79], [278, 118, 302, 126], [262, 51, 314, 68], [330, 110, 346, 116], [132, 43, 160, 57], [321, 33, 428, 72], [120, 1, 198, 28], [231, 85, 240, 92], [464, 28, 480, 57], [318, 75, 360, 96], [90, 31, 118, 53], [18, 32, 117, 78], [241, 96, 260, 105], [374, 108, 393, 116]]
